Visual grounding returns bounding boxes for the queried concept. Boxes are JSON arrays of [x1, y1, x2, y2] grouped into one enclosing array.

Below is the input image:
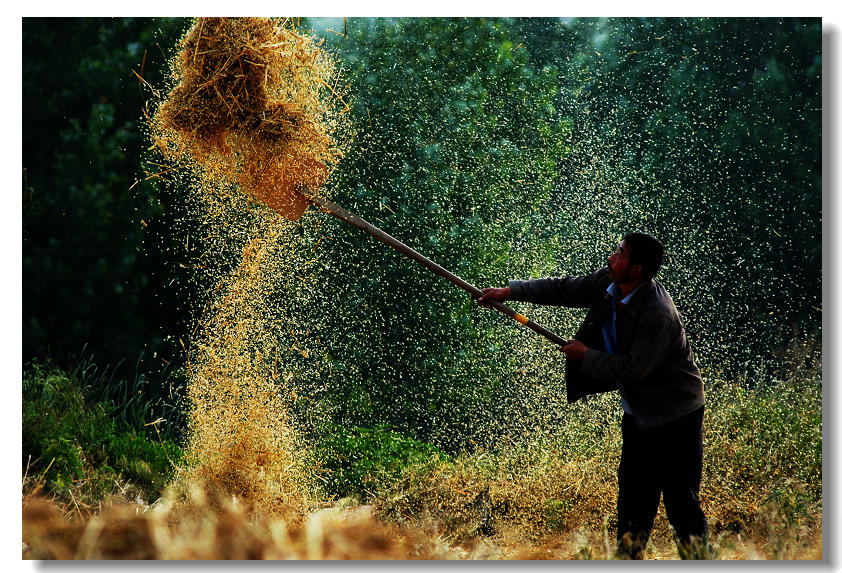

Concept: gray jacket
[[509, 267, 704, 428]]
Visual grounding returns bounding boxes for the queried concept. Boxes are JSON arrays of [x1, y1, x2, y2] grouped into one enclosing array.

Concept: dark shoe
[[615, 531, 648, 560], [676, 534, 712, 560]]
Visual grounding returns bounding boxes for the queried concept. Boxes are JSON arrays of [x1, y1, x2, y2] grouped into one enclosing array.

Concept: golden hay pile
[[22, 486, 823, 560], [151, 17, 348, 218], [22, 494, 448, 560]]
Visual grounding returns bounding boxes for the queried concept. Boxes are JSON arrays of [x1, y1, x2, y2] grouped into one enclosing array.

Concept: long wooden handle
[[310, 195, 570, 347]]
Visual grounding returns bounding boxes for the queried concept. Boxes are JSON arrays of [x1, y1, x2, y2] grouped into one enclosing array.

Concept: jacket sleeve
[[580, 306, 678, 384], [508, 267, 609, 308]]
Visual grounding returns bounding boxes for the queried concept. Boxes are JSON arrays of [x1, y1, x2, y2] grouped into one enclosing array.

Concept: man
[[478, 232, 708, 559]]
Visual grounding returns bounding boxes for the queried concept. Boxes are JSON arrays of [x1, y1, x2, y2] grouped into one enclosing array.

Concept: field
[[21, 339, 822, 560], [21, 16, 822, 562]]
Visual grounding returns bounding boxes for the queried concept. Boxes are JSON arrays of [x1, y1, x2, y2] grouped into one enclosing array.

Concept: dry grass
[[377, 448, 619, 546], [22, 487, 478, 560], [22, 480, 822, 560], [22, 373, 822, 560]]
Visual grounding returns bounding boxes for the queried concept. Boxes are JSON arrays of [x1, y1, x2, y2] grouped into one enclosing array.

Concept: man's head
[[623, 232, 664, 279], [607, 232, 664, 286]]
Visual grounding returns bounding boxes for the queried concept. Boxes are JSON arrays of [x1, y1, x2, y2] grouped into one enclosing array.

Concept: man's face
[[607, 240, 640, 285]]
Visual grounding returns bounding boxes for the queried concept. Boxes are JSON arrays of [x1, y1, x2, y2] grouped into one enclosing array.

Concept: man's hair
[[623, 232, 664, 280]]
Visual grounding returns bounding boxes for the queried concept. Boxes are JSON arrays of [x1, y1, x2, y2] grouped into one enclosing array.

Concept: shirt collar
[[606, 281, 645, 306]]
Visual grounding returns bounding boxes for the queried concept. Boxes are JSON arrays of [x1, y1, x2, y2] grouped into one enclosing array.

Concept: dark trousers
[[616, 406, 708, 559]]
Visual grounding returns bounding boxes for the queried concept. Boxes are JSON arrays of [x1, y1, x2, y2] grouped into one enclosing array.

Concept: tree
[[23, 18, 189, 373], [517, 17, 821, 374], [280, 18, 574, 450]]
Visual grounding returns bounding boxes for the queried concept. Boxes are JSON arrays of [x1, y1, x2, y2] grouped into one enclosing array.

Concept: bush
[[311, 423, 448, 502], [22, 362, 181, 508]]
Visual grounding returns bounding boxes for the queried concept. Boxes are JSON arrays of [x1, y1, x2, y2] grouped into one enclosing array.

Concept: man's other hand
[[561, 340, 588, 363]]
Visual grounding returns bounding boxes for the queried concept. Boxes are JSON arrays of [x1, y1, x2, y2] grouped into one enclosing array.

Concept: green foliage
[[311, 423, 448, 502], [22, 16, 190, 373], [70, 348, 187, 441], [285, 18, 573, 451], [22, 362, 181, 503], [531, 17, 822, 373], [277, 17, 821, 454]]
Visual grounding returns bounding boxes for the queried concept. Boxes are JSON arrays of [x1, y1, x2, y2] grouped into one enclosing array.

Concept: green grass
[[22, 362, 182, 510], [310, 422, 449, 503], [70, 347, 187, 441]]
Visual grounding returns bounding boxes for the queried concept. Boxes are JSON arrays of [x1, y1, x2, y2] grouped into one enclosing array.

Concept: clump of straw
[[23, 494, 450, 560], [150, 17, 348, 217], [143, 17, 352, 516]]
